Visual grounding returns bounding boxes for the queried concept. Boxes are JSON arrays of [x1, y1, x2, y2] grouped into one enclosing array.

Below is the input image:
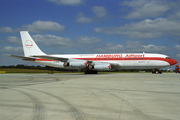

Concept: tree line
[[0, 64, 78, 72], [0, 64, 168, 72]]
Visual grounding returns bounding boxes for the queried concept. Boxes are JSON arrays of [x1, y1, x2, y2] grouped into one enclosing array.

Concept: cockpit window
[[166, 56, 171, 59]]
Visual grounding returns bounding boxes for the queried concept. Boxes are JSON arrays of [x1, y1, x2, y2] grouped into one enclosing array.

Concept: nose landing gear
[[152, 69, 162, 74]]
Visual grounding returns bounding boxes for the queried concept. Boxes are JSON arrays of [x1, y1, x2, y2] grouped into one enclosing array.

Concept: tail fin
[[20, 31, 46, 57]]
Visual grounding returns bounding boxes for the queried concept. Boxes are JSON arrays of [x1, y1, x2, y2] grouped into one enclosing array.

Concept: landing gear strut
[[49, 68, 54, 74], [46, 66, 54, 74], [152, 69, 162, 74], [84, 70, 98, 74]]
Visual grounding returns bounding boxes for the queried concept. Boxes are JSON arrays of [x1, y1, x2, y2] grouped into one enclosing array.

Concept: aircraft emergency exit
[[7, 31, 177, 74]]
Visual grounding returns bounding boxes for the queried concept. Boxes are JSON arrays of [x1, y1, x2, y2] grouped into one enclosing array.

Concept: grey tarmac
[[0, 73, 180, 120]]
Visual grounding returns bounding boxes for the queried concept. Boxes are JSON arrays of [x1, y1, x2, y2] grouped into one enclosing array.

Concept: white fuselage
[[25, 53, 176, 70]]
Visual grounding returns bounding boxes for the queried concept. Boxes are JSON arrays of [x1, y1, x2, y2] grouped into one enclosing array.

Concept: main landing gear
[[49, 68, 54, 74], [84, 70, 98, 74], [152, 69, 162, 74], [46, 66, 54, 74]]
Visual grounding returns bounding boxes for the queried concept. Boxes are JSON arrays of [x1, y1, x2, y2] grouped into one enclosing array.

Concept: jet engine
[[89, 64, 111, 70], [63, 61, 87, 68]]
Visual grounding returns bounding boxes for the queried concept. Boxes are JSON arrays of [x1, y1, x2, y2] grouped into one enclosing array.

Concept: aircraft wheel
[[152, 69, 162, 74], [84, 70, 98, 74], [84, 70, 89, 74]]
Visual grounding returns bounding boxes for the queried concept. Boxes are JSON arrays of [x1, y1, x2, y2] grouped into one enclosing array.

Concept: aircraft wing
[[33, 55, 69, 62], [7, 54, 121, 70], [6, 54, 36, 60], [33, 55, 121, 68]]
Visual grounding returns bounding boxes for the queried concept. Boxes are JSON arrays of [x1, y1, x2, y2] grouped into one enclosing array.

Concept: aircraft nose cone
[[169, 59, 177, 66]]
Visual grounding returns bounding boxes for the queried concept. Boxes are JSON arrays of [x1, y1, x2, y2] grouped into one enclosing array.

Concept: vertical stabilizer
[[20, 31, 46, 57]]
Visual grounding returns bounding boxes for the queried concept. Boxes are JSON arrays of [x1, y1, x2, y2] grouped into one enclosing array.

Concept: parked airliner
[[7, 31, 177, 74]]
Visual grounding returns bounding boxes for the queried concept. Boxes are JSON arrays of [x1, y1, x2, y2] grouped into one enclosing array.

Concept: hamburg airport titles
[[96, 54, 145, 58]]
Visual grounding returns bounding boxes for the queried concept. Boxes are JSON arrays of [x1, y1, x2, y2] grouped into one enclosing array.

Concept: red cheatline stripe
[[23, 57, 166, 62], [73, 57, 166, 61], [35, 59, 56, 61], [23, 57, 175, 65], [73, 57, 173, 65]]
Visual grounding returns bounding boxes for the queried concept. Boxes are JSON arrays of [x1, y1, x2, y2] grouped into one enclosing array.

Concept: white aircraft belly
[[34, 61, 64, 68], [112, 60, 170, 69]]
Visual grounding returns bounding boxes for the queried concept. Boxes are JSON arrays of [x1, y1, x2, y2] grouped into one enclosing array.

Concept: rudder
[[20, 31, 46, 57]]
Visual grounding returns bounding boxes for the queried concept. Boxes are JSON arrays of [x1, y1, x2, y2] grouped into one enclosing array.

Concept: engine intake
[[63, 62, 69, 67], [63, 61, 87, 68], [89, 64, 111, 70]]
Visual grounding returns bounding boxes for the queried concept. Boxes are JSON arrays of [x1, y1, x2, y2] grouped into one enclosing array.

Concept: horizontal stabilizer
[[6, 54, 36, 60]]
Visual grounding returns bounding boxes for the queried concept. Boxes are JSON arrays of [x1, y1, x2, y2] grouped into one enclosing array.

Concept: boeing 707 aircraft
[[7, 31, 177, 74]]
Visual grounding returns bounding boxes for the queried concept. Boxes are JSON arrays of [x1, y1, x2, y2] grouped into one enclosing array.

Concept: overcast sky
[[0, 0, 180, 68]]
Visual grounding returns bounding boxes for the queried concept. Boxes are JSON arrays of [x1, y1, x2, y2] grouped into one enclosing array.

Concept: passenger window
[[166, 56, 171, 59]]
